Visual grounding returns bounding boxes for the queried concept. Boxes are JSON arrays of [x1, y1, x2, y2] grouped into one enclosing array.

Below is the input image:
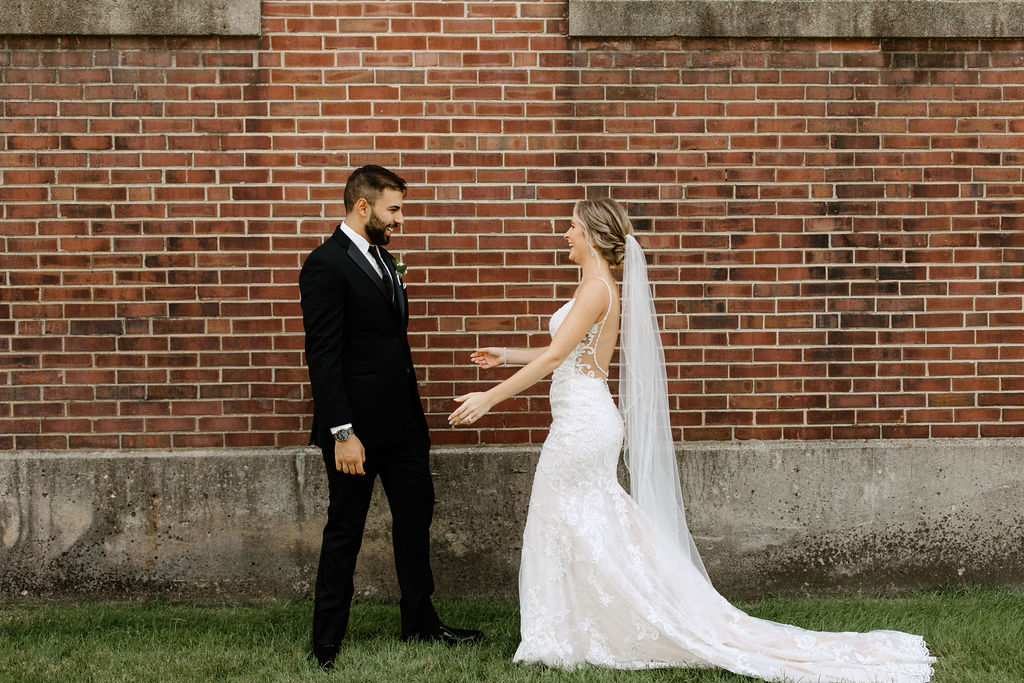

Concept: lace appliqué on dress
[[549, 277, 614, 382]]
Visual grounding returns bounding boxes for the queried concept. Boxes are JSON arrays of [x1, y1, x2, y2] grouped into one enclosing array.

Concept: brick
[[4, 31, 1024, 450]]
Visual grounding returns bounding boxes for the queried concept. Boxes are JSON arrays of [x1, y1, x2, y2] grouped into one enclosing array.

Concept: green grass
[[0, 588, 1021, 682]]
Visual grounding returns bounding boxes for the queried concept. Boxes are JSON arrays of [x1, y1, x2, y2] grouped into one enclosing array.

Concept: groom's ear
[[354, 197, 372, 217]]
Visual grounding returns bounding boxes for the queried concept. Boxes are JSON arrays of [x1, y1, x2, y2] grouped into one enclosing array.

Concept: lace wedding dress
[[513, 277, 935, 682]]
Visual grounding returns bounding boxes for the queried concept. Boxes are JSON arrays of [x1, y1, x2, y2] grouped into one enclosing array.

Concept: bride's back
[[574, 277, 620, 381]]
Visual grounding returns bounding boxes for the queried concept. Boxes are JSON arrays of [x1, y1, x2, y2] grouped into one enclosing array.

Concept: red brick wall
[[3, 1, 1024, 450]]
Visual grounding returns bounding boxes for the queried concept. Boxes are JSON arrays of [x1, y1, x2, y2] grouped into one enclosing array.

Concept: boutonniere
[[393, 254, 408, 278]]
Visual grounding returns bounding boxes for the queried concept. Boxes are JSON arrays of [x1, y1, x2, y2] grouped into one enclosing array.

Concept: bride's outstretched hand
[[470, 347, 504, 369], [449, 392, 493, 426]]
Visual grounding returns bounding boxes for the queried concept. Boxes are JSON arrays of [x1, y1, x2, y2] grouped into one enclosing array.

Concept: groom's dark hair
[[344, 165, 407, 211]]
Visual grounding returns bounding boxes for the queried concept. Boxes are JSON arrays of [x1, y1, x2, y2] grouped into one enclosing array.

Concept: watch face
[[335, 429, 351, 441]]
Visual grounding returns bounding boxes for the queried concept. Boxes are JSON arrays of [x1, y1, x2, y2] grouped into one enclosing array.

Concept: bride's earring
[[586, 240, 601, 263]]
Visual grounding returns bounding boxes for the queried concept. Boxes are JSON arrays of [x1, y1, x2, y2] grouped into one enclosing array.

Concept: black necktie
[[370, 245, 394, 302]]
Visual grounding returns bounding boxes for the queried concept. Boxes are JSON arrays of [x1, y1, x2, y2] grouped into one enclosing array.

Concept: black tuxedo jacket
[[299, 227, 427, 452]]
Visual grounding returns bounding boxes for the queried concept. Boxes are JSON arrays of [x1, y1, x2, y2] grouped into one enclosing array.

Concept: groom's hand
[[334, 434, 366, 476]]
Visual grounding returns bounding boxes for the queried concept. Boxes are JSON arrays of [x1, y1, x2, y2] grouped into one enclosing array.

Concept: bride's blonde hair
[[574, 198, 633, 269]]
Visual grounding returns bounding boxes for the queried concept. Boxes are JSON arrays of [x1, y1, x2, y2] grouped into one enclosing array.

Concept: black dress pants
[[312, 421, 440, 648]]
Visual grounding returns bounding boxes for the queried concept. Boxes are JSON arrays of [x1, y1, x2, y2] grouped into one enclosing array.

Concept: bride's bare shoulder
[[577, 276, 616, 293], [577, 277, 618, 304], [570, 277, 617, 318]]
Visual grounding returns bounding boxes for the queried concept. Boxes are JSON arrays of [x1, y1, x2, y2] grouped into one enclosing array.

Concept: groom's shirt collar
[[339, 221, 383, 278]]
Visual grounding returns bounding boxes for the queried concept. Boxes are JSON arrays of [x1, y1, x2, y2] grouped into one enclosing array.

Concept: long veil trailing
[[620, 234, 710, 581]]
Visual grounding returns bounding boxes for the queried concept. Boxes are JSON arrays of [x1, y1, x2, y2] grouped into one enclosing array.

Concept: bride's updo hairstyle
[[574, 197, 633, 269]]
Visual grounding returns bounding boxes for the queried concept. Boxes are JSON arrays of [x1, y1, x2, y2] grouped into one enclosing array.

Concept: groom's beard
[[365, 212, 396, 246]]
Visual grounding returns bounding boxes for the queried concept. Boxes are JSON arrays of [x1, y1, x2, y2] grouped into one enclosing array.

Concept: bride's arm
[[470, 346, 545, 368], [449, 279, 610, 426], [504, 347, 545, 365]]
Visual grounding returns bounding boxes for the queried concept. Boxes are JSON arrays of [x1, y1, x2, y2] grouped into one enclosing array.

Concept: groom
[[299, 165, 482, 669]]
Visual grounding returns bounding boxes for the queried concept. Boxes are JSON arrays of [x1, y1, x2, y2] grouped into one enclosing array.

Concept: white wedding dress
[[513, 280, 935, 682]]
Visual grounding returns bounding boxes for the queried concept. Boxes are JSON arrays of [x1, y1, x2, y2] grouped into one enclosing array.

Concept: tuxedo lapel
[[331, 227, 403, 320], [337, 229, 392, 302]]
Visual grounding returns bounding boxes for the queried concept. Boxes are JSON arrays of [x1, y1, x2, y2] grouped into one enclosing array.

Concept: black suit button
[[405, 368, 412, 374]]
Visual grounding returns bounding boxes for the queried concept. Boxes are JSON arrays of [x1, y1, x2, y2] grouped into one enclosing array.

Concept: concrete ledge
[[1, 439, 1022, 604], [0, 0, 261, 36], [568, 0, 1024, 38]]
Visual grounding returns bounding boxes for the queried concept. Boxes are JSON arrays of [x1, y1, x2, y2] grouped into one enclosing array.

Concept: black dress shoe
[[312, 644, 339, 669], [401, 624, 484, 646]]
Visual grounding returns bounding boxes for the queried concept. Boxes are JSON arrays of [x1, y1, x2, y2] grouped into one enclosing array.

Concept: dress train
[[513, 290, 935, 682]]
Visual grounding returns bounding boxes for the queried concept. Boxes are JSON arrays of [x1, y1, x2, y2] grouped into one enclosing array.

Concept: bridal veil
[[620, 234, 710, 582]]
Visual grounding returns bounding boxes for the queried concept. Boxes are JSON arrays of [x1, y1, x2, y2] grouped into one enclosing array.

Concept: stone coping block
[[569, 0, 1024, 37], [1, 439, 1021, 604], [0, 0, 261, 36]]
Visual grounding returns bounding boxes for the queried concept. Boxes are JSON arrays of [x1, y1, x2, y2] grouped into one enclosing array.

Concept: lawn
[[1, 587, 1021, 682]]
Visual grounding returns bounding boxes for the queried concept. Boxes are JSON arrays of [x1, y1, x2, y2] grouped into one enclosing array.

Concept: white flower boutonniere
[[393, 254, 408, 278]]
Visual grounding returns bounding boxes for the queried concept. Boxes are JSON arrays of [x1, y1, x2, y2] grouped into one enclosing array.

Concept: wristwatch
[[333, 427, 353, 442]]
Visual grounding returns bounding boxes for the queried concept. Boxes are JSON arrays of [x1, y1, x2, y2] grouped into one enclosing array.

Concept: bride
[[448, 198, 935, 682]]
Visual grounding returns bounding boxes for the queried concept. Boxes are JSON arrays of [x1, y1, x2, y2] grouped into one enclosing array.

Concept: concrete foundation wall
[[0, 0, 261, 36], [568, 0, 1024, 37], [1, 439, 1021, 604]]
